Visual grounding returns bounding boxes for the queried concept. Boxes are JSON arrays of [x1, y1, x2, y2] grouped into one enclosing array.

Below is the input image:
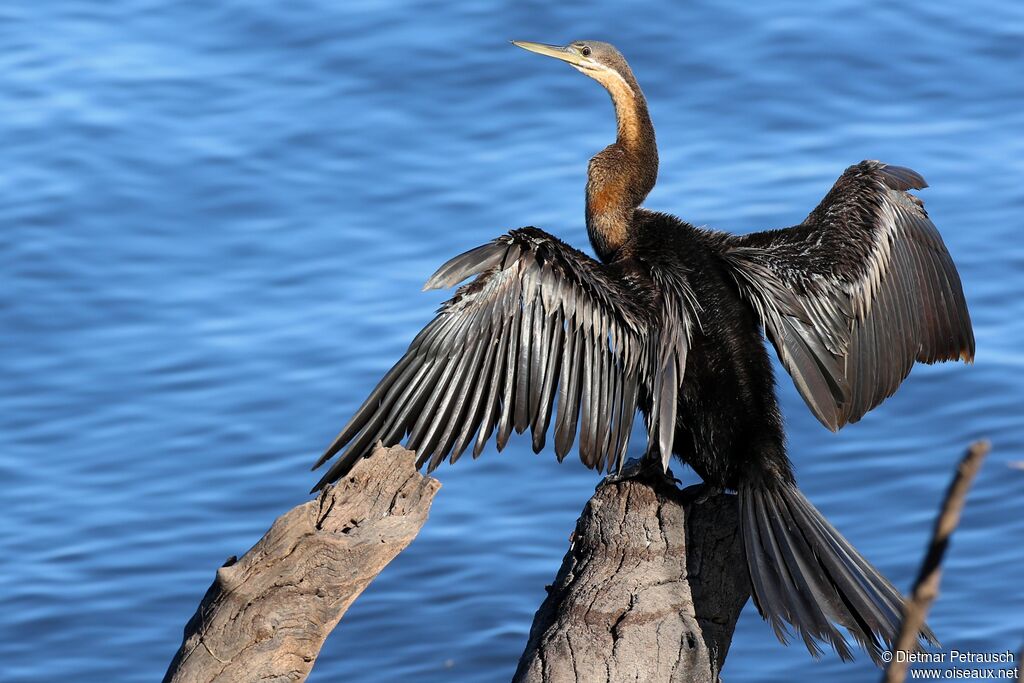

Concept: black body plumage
[[314, 41, 974, 663]]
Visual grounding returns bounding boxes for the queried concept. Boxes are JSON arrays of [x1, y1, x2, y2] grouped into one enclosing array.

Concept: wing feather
[[554, 326, 582, 462], [312, 227, 671, 490], [724, 160, 974, 430]]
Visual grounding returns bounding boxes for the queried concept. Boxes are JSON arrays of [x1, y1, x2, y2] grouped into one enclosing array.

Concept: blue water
[[2, 2, 1022, 681]]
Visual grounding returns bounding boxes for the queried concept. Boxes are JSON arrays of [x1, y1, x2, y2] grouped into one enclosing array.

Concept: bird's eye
[[580, 45, 592, 57]]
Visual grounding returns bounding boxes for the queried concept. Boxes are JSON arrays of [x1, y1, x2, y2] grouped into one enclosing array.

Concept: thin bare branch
[[882, 440, 990, 683]]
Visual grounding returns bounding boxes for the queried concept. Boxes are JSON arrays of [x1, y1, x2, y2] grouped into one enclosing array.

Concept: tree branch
[[163, 444, 440, 683], [882, 440, 990, 683]]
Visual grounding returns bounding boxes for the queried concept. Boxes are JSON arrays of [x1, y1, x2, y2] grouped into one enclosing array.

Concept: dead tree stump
[[513, 472, 750, 683], [164, 447, 750, 682], [162, 444, 440, 683]]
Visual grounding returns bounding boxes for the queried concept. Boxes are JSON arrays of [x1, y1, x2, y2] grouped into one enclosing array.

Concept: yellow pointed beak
[[511, 40, 587, 67]]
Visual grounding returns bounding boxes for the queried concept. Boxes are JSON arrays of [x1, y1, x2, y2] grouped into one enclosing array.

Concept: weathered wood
[[513, 472, 750, 683], [882, 440, 990, 683], [165, 445, 749, 682], [163, 444, 440, 683]]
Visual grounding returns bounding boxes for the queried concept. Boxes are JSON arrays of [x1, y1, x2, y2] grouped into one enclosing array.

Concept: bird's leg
[[603, 455, 680, 487], [679, 483, 726, 506]]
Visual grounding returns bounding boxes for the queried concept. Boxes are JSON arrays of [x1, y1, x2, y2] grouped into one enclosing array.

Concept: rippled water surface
[[2, 2, 1023, 681]]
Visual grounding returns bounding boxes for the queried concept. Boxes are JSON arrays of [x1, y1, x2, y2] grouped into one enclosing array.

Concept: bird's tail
[[738, 481, 937, 663]]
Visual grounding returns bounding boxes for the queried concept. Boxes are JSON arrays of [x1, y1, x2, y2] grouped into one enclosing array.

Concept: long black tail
[[739, 482, 937, 663]]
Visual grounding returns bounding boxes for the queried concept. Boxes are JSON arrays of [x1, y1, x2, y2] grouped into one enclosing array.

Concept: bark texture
[[164, 446, 750, 682], [163, 444, 439, 683], [513, 472, 750, 683]]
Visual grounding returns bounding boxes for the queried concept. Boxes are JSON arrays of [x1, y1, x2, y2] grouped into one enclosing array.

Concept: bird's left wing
[[721, 161, 974, 430], [312, 227, 682, 491]]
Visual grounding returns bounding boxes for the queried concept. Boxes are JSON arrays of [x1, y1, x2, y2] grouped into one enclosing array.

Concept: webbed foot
[[680, 483, 725, 505], [603, 457, 680, 487]]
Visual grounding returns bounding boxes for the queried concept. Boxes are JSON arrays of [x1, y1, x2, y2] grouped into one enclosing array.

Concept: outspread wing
[[723, 161, 974, 430], [312, 227, 684, 490]]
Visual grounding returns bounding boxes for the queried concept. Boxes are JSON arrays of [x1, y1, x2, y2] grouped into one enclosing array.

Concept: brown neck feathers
[[585, 67, 658, 261]]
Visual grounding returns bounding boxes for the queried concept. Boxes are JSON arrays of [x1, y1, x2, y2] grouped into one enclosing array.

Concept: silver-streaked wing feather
[[312, 227, 687, 490]]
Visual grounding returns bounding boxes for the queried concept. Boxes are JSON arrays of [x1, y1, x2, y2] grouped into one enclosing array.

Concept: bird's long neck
[[585, 69, 658, 261]]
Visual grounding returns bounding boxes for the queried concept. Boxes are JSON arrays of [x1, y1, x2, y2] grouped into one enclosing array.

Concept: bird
[[312, 40, 974, 662]]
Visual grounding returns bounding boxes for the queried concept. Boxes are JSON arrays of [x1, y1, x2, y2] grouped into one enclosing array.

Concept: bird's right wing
[[312, 227, 687, 490]]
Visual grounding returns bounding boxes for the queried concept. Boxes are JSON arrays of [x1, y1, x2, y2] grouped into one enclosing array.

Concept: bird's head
[[511, 40, 638, 94]]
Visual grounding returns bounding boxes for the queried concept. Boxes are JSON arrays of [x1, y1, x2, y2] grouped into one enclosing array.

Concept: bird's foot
[[603, 457, 680, 487], [680, 483, 724, 506]]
